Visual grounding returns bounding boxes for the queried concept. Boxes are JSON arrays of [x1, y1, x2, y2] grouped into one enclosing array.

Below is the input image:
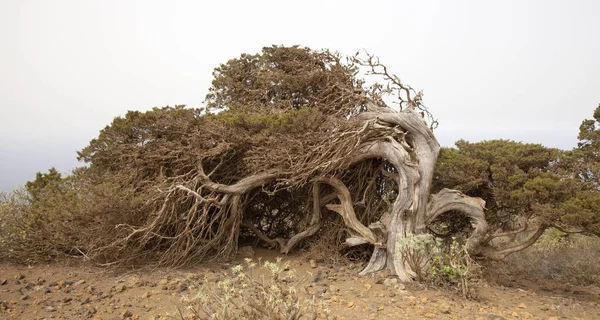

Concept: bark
[[317, 176, 380, 245], [352, 109, 441, 280], [478, 224, 548, 260], [426, 188, 488, 255], [198, 170, 277, 195]]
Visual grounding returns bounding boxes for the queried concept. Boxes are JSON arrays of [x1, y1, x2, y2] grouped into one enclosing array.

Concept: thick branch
[[241, 221, 287, 249], [490, 223, 528, 238], [479, 224, 548, 260], [357, 110, 440, 233], [198, 165, 277, 195], [280, 183, 323, 254], [316, 176, 379, 245], [426, 188, 488, 255]]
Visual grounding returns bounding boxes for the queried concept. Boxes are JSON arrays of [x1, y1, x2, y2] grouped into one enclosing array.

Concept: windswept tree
[[74, 45, 496, 281], [8, 46, 598, 281]]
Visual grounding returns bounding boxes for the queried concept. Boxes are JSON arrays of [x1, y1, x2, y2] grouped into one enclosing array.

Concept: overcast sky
[[1, 0, 599, 192]]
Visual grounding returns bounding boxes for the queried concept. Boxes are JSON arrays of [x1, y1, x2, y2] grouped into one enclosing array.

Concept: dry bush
[[300, 214, 372, 266], [300, 216, 348, 265], [0, 172, 146, 265], [177, 258, 331, 320], [493, 231, 600, 286], [397, 234, 483, 299]]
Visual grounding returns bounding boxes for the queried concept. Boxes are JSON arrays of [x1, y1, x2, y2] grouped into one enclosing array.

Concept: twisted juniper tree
[[75, 46, 540, 280]]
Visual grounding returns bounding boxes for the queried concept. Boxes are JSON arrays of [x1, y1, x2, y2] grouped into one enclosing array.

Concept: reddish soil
[[1, 249, 598, 319]]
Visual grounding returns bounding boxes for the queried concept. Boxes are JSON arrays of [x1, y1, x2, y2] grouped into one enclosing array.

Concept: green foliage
[[25, 167, 62, 203], [397, 234, 441, 281], [77, 105, 206, 176], [397, 234, 479, 298], [0, 168, 144, 264], [209, 106, 323, 135], [205, 45, 358, 116], [575, 103, 600, 185], [433, 139, 598, 236]]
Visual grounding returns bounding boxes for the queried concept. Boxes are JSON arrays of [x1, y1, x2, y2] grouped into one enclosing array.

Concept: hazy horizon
[[2, 0, 599, 192]]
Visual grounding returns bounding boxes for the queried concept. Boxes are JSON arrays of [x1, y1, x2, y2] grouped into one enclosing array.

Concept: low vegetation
[[178, 258, 330, 320]]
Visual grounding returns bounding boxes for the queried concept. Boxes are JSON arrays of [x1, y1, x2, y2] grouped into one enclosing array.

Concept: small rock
[[238, 245, 255, 257], [382, 278, 398, 287], [309, 259, 318, 268], [121, 310, 133, 318], [438, 302, 451, 314], [62, 297, 73, 303], [142, 291, 151, 299], [186, 273, 200, 280], [20, 295, 29, 301], [167, 281, 180, 290], [74, 279, 86, 286], [118, 284, 127, 292], [0, 279, 7, 285], [85, 305, 97, 314], [177, 281, 189, 292], [46, 305, 56, 312], [517, 303, 527, 309], [15, 274, 25, 280]]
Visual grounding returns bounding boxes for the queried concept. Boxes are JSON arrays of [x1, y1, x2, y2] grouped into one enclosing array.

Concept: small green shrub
[[178, 257, 331, 320], [397, 234, 480, 298], [397, 233, 441, 281]]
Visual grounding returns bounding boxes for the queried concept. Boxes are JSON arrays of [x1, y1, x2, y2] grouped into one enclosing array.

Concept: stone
[[382, 278, 398, 287], [238, 246, 255, 257], [438, 303, 451, 314]]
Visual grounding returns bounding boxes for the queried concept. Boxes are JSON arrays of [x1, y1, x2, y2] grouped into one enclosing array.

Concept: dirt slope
[[1, 249, 598, 319]]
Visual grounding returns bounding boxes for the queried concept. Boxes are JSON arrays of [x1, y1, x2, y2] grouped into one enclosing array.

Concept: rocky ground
[[1, 249, 599, 319]]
